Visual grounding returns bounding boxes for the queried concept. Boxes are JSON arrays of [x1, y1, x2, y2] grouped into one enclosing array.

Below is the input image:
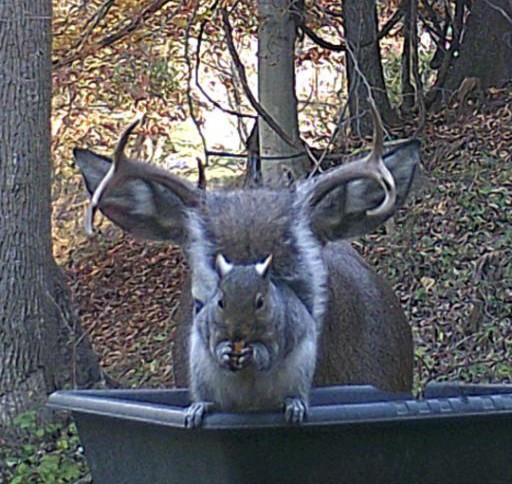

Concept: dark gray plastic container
[[48, 383, 512, 484]]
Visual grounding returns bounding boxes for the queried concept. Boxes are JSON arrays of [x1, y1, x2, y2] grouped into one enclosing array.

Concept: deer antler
[[365, 99, 396, 216], [309, 98, 396, 217], [85, 117, 199, 235], [85, 118, 141, 234]]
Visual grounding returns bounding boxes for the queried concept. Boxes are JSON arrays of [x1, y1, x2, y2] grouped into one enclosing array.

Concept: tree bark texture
[[443, 0, 512, 94], [343, 0, 398, 135], [0, 1, 100, 435], [257, 0, 309, 185]]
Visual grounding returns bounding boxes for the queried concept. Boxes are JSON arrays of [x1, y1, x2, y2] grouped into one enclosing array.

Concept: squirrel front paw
[[284, 397, 307, 424], [184, 401, 214, 428], [215, 341, 234, 370], [250, 342, 271, 371], [215, 341, 253, 371]]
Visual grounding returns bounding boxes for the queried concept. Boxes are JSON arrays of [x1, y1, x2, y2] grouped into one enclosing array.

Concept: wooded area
[[1, 0, 510, 480]]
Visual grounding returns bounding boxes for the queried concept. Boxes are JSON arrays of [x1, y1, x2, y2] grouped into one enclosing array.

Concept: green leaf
[[13, 410, 37, 430]]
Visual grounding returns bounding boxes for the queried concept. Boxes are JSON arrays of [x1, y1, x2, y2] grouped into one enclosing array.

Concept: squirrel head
[[212, 253, 275, 342]]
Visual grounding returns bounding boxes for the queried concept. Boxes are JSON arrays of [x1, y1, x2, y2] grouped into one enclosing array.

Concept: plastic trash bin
[[48, 383, 512, 484]]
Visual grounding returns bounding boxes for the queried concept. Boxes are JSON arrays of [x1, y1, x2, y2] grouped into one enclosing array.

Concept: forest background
[[0, 0, 510, 481]]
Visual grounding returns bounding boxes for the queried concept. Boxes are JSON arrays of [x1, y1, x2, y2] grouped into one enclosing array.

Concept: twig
[[184, 1, 209, 166], [401, 0, 415, 112], [194, 19, 255, 119], [371, 7, 404, 44], [220, 7, 300, 150], [229, 61, 251, 143], [300, 6, 403, 52], [426, 0, 466, 107], [483, 0, 512, 25], [308, 98, 351, 176], [301, 23, 345, 51], [345, 41, 392, 138], [409, 0, 427, 135], [420, 0, 446, 38], [69, 0, 116, 53], [418, 11, 446, 48], [54, 0, 176, 69]]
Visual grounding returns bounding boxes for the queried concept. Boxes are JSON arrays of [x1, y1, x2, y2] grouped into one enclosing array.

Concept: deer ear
[[216, 253, 233, 277], [254, 254, 273, 278], [74, 148, 196, 244], [308, 140, 420, 241]]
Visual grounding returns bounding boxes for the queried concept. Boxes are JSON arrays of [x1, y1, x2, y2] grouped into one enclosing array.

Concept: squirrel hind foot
[[184, 401, 214, 428], [284, 397, 308, 425]]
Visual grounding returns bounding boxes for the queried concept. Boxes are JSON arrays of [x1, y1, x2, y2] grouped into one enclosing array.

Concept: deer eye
[[255, 293, 265, 310], [193, 299, 204, 315]]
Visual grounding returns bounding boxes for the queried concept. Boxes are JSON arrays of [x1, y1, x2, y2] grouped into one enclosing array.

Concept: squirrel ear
[[216, 253, 233, 278], [255, 254, 273, 278]]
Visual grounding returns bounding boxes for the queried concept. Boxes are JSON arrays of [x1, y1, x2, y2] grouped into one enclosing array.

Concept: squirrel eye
[[255, 293, 265, 310], [217, 297, 224, 309]]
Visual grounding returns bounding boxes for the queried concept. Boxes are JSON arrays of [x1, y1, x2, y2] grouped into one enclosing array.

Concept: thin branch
[[322, 6, 343, 18], [345, 42, 391, 137], [483, 0, 512, 25], [410, 0, 427, 135], [419, 0, 445, 38], [401, 0, 415, 112], [300, 6, 403, 52], [301, 24, 345, 51], [206, 149, 306, 160], [418, 11, 446, 47], [220, 8, 300, 150], [69, 0, 116, 53], [372, 7, 404, 44], [195, 20, 255, 119], [184, 0, 209, 166], [308, 99, 350, 176], [426, 0, 466, 107], [54, 0, 176, 69]]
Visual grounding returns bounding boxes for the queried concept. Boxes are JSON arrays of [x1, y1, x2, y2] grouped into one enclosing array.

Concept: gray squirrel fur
[[185, 254, 317, 427]]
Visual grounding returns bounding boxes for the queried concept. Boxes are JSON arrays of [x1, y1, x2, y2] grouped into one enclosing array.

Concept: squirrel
[[185, 253, 318, 428]]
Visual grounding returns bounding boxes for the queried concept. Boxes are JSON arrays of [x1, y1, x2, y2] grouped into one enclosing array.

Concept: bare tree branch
[[195, 20, 255, 119], [300, 5, 403, 53], [426, 0, 466, 107], [410, 0, 427, 135], [344, 41, 392, 138], [54, 0, 178, 69], [184, 0, 209, 166], [220, 8, 300, 150], [401, 0, 415, 112], [483, 0, 512, 25], [419, 0, 446, 39], [301, 24, 345, 51], [373, 7, 404, 44], [68, 0, 116, 54]]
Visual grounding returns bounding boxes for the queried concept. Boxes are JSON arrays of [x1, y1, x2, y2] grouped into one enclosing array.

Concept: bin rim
[[47, 383, 512, 431]]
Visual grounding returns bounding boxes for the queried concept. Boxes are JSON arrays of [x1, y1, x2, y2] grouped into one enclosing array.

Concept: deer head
[[74, 104, 420, 392]]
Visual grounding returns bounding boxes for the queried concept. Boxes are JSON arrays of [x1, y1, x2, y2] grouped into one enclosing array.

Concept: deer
[[74, 104, 419, 406]]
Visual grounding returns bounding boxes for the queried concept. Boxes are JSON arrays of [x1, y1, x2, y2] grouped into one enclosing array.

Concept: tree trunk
[[343, 0, 398, 136], [257, 0, 308, 186], [442, 0, 512, 96], [401, 0, 415, 114], [0, 0, 100, 437]]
